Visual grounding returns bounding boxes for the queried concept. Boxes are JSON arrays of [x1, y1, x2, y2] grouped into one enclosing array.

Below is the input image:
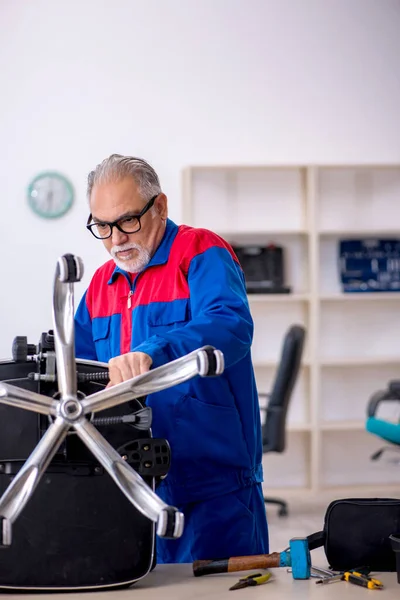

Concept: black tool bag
[[307, 498, 400, 572]]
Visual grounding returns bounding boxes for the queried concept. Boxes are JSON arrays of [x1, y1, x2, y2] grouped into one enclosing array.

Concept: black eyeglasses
[[86, 195, 158, 239]]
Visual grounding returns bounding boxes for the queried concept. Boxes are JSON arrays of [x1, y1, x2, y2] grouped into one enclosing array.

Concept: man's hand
[[107, 352, 153, 387]]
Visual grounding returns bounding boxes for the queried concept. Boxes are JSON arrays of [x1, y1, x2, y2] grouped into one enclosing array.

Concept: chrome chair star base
[[0, 254, 224, 591]]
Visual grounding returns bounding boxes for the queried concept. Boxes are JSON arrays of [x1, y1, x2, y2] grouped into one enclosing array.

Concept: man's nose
[[111, 226, 129, 245]]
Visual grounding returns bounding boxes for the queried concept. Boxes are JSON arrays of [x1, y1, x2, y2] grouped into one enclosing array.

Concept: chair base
[[264, 496, 288, 517]]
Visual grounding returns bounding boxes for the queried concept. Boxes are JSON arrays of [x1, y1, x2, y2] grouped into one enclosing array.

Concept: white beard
[[111, 242, 151, 273]]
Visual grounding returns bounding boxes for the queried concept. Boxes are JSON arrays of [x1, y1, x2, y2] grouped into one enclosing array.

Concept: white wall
[[0, 0, 399, 356]]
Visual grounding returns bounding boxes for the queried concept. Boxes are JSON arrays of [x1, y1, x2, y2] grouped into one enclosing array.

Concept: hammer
[[193, 538, 311, 580]]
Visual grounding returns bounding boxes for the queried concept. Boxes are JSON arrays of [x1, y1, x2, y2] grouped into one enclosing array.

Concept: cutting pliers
[[229, 571, 272, 591]]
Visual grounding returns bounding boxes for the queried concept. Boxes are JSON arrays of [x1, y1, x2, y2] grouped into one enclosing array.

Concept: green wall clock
[[27, 171, 74, 219]]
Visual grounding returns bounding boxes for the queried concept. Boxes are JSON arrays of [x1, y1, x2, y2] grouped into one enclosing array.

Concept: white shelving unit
[[182, 164, 400, 495]]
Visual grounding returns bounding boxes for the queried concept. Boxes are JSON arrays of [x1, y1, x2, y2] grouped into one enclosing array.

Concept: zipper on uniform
[[125, 270, 141, 309], [127, 290, 133, 309]]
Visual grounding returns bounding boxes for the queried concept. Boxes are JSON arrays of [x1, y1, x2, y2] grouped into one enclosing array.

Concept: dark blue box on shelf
[[339, 239, 400, 292]]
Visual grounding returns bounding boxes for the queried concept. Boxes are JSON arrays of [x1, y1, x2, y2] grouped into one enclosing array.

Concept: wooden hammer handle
[[193, 553, 282, 576]]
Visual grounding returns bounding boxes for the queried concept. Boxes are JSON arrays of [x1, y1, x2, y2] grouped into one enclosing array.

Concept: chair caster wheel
[[278, 506, 288, 517], [197, 347, 224, 377], [57, 254, 84, 283], [157, 507, 184, 539]]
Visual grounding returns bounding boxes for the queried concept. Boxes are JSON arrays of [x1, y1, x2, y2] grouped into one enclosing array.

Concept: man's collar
[[107, 218, 179, 284]]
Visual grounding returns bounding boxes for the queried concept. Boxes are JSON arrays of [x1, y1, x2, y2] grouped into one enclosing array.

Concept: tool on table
[[311, 566, 337, 578], [229, 572, 272, 591], [312, 565, 370, 580], [193, 537, 311, 580], [316, 571, 384, 590], [288, 568, 323, 579]]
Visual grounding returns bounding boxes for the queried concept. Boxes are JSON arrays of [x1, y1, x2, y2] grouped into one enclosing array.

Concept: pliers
[[229, 571, 272, 591]]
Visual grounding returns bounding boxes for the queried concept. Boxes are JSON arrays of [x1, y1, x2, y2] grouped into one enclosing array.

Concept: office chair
[[0, 253, 225, 591], [366, 380, 400, 463], [259, 324, 306, 517]]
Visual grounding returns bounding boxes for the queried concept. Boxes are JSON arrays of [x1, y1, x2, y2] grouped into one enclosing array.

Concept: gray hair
[[87, 154, 162, 202]]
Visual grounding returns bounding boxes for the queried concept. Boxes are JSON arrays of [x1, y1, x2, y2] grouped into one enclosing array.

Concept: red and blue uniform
[[75, 219, 269, 562]]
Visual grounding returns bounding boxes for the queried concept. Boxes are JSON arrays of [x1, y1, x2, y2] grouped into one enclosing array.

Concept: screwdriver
[[343, 572, 384, 590], [316, 571, 384, 590]]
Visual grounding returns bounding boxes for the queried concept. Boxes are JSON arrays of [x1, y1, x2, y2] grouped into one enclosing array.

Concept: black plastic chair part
[[259, 324, 306, 517]]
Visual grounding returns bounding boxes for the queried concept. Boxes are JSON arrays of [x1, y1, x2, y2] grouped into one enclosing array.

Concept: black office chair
[[259, 324, 306, 517]]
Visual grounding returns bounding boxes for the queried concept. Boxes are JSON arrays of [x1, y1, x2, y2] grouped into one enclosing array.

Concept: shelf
[[183, 162, 400, 493], [216, 230, 308, 239], [320, 420, 365, 432], [315, 164, 400, 169], [319, 483, 400, 494], [320, 357, 400, 367], [287, 422, 312, 432], [253, 360, 278, 368], [320, 293, 400, 302], [321, 357, 400, 367], [253, 359, 310, 369], [319, 229, 400, 237], [248, 294, 309, 303], [184, 164, 308, 171]]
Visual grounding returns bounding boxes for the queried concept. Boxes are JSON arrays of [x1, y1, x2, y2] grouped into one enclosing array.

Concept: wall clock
[[27, 171, 74, 219]]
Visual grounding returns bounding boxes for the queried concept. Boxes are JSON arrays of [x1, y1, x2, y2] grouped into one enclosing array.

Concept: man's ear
[[155, 193, 168, 220]]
